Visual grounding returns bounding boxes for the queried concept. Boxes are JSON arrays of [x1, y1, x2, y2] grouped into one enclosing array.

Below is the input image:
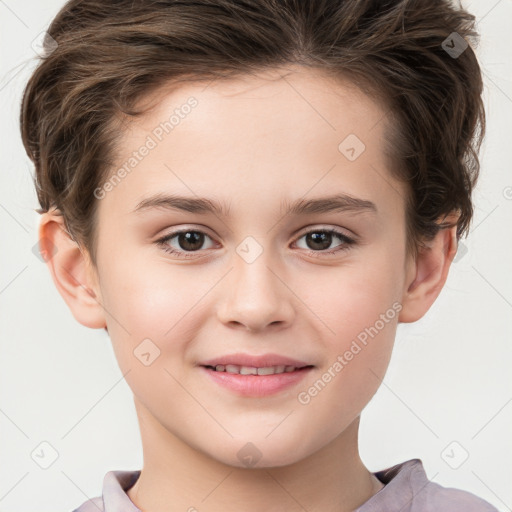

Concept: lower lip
[[199, 366, 314, 397]]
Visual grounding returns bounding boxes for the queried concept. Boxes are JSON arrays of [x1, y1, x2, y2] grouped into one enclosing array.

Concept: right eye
[[155, 229, 217, 258]]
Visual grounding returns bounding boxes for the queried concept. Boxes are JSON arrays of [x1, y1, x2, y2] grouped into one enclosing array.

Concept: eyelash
[[155, 227, 356, 259]]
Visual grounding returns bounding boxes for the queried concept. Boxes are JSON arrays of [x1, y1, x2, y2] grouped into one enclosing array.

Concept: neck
[[127, 398, 384, 512]]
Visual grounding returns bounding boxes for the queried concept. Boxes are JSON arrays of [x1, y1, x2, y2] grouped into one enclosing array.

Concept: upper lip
[[199, 352, 314, 368]]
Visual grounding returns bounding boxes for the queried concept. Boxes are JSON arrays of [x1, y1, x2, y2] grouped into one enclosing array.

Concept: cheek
[[298, 304, 397, 432], [100, 244, 194, 330], [98, 258, 195, 369], [313, 252, 403, 338], [304, 251, 402, 399]]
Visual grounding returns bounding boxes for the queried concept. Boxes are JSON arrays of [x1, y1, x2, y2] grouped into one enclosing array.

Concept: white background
[[1, 1, 511, 511]]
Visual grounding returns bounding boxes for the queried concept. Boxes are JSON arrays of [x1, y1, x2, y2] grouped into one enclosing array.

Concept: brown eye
[[175, 231, 205, 251], [156, 229, 215, 258], [294, 228, 356, 256], [305, 231, 334, 251]]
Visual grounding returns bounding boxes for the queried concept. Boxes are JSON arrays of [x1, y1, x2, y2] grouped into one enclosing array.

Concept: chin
[[208, 437, 309, 470]]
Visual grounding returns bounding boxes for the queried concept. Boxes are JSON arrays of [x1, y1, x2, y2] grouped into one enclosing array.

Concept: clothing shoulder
[[71, 495, 104, 512], [359, 459, 499, 512], [397, 459, 498, 512], [71, 469, 141, 512], [416, 478, 499, 511]]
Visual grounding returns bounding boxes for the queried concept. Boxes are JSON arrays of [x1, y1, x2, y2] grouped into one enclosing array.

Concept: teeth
[[213, 364, 300, 375]]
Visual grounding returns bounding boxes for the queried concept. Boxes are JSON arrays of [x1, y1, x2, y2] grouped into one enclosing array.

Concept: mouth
[[199, 363, 315, 397], [201, 363, 314, 375]]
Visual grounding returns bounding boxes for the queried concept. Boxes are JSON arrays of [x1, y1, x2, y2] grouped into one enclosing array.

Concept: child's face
[[87, 66, 417, 466]]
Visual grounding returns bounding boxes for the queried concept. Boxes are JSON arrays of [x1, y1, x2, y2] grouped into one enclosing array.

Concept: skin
[[40, 65, 458, 512]]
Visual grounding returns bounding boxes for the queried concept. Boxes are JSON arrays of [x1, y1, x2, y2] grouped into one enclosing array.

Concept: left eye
[[294, 229, 355, 254], [155, 228, 355, 258]]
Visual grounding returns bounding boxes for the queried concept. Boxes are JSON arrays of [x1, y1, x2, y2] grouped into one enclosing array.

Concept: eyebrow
[[132, 192, 377, 217], [133, 194, 232, 217], [281, 194, 377, 216]]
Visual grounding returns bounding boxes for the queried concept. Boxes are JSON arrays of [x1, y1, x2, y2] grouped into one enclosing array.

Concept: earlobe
[[399, 218, 459, 324], [37, 210, 107, 329]]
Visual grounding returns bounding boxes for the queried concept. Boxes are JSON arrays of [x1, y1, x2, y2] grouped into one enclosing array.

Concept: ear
[[399, 212, 459, 323], [37, 209, 107, 329]]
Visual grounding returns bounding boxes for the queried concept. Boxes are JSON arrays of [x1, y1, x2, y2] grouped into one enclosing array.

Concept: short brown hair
[[20, 0, 485, 265]]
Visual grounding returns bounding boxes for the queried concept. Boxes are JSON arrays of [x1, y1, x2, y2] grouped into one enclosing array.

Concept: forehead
[[99, 65, 405, 224], [134, 65, 386, 142]]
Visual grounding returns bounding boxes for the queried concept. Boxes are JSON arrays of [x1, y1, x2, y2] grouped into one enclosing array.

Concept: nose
[[216, 250, 295, 333]]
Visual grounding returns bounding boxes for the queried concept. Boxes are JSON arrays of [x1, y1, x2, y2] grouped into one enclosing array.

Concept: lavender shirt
[[72, 458, 498, 512]]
